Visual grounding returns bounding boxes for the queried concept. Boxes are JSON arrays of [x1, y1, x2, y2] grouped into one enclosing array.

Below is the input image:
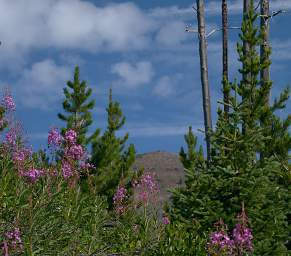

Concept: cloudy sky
[[0, 0, 290, 154]]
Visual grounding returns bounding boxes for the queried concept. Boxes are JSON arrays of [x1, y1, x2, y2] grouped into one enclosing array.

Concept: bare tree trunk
[[243, 0, 251, 79], [260, 0, 270, 105], [222, 0, 229, 116], [196, 0, 212, 162], [243, 0, 251, 55], [242, 0, 251, 135], [260, 0, 270, 160]]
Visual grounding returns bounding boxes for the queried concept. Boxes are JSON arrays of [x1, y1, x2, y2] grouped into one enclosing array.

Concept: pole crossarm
[[185, 25, 240, 38], [206, 26, 240, 38], [259, 10, 287, 19]]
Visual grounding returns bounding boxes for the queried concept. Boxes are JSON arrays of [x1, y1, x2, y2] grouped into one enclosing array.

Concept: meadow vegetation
[[0, 2, 290, 255]]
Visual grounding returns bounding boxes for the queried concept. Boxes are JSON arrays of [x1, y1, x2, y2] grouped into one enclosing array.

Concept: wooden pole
[[260, 0, 270, 105], [242, 0, 251, 135], [196, 0, 212, 162], [222, 0, 229, 115]]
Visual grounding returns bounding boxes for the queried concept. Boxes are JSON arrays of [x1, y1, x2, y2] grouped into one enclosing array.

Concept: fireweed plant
[[0, 90, 166, 255], [207, 204, 253, 256], [108, 172, 165, 254]]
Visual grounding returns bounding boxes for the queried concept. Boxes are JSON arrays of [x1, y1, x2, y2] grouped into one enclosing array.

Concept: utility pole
[[260, 0, 270, 105], [196, 0, 212, 162], [242, 0, 251, 135], [243, 0, 251, 57], [222, 0, 229, 116]]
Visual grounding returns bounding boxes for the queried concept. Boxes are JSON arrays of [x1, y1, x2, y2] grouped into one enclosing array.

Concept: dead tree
[[243, 0, 251, 84], [196, 0, 212, 162], [222, 0, 229, 116], [243, 0, 251, 56], [241, 0, 251, 134], [243, 0, 251, 78], [260, 0, 270, 105]]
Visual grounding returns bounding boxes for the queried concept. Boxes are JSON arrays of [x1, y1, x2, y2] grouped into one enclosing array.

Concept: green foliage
[[90, 88, 136, 208], [0, 151, 106, 255], [236, 2, 290, 162], [169, 1, 290, 255], [179, 126, 205, 171], [104, 208, 163, 255], [154, 222, 207, 255], [0, 106, 8, 132], [58, 66, 100, 148], [0, 137, 163, 256]]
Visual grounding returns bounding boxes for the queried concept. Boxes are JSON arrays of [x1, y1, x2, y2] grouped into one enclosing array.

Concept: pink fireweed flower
[[2, 241, 8, 256], [22, 168, 44, 183], [5, 128, 17, 146], [1, 88, 16, 112], [66, 144, 84, 160], [208, 231, 234, 249], [64, 129, 77, 144], [162, 216, 170, 225], [115, 206, 125, 215], [12, 147, 32, 175], [48, 127, 62, 147], [2, 227, 23, 255], [5, 228, 22, 244], [113, 186, 127, 214], [80, 162, 95, 170], [113, 186, 127, 203], [135, 172, 159, 205], [207, 205, 253, 256], [140, 173, 158, 193], [61, 160, 73, 179], [233, 205, 253, 253], [12, 147, 32, 162], [138, 191, 149, 203], [2, 121, 24, 148], [50, 168, 58, 177], [207, 219, 234, 255], [232, 224, 253, 253]]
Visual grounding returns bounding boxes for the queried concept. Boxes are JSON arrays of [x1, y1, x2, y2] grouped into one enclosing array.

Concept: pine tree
[[179, 126, 204, 172], [90, 89, 136, 207], [169, 2, 290, 254], [58, 66, 100, 148]]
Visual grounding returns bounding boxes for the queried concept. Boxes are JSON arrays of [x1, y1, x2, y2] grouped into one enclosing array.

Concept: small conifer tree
[[90, 89, 136, 207], [58, 66, 99, 148], [169, 2, 290, 254]]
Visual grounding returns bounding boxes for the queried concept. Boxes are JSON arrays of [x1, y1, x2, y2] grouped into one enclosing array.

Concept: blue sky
[[0, 0, 290, 154]]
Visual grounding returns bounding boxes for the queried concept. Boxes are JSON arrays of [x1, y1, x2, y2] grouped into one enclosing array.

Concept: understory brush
[[0, 91, 165, 255]]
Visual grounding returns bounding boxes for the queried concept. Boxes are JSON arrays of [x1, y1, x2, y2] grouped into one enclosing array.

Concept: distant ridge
[[132, 151, 185, 208]]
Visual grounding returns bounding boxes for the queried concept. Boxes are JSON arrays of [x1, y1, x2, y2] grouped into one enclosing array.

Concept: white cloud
[[149, 5, 192, 19], [111, 61, 154, 88], [204, 0, 291, 15], [14, 59, 71, 110], [156, 20, 188, 47], [125, 103, 144, 111], [117, 123, 203, 137], [0, 0, 155, 70], [47, 1, 155, 51], [153, 74, 183, 97], [272, 39, 291, 60], [149, 0, 291, 18], [153, 76, 174, 97], [58, 53, 85, 65]]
